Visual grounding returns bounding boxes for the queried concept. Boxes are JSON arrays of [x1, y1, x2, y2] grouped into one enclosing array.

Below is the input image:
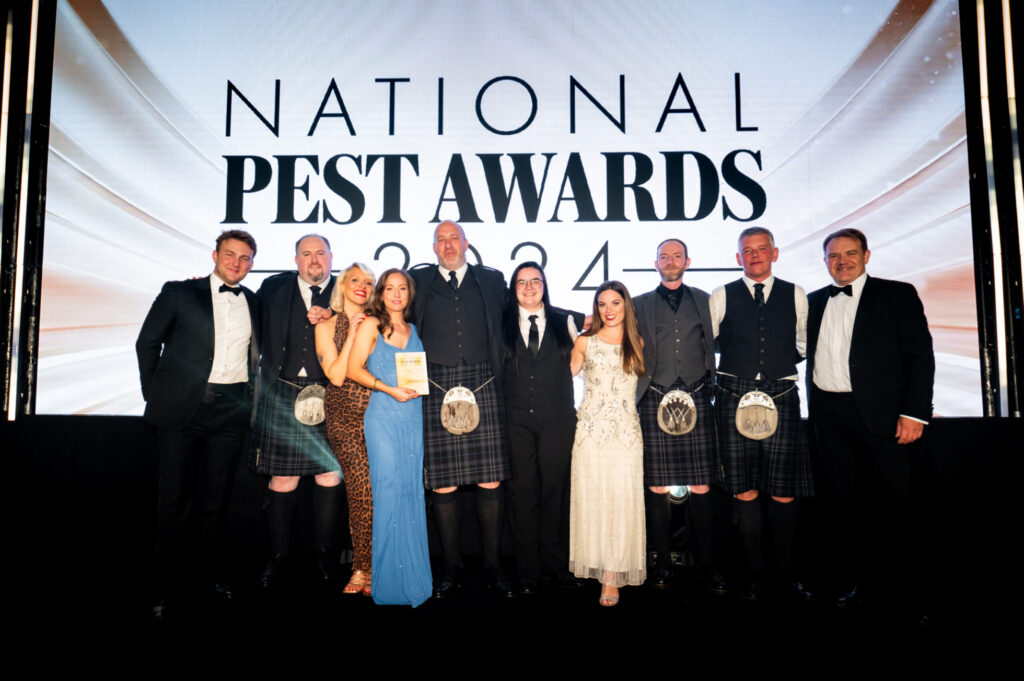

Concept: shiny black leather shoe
[[484, 566, 516, 598], [259, 554, 286, 589], [787, 579, 815, 603], [434, 570, 462, 599], [740, 580, 765, 601], [211, 582, 235, 602], [703, 571, 730, 595], [556, 570, 584, 589], [518, 578, 539, 596], [652, 566, 674, 590], [835, 584, 861, 608]]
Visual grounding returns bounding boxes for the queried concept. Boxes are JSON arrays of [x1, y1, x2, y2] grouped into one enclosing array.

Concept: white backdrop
[[39, 0, 979, 415]]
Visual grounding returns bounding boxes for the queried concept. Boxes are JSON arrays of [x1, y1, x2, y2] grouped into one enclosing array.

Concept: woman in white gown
[[569, 281, 646, 606]]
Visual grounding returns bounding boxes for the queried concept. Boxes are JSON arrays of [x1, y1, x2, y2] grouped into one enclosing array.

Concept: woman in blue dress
[[347, 268, 432, 607]]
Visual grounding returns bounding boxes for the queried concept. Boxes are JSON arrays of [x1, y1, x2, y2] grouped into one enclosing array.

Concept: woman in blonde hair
[[316, 263, 375, 595], [568, 280, 646, 606]]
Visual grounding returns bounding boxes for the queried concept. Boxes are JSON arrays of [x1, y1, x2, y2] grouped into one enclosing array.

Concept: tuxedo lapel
[[195, 276, 215, 354], [850, 276, 880, 353]]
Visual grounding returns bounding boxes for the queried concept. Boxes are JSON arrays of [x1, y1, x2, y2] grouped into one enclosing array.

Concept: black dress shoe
[[787, 580, 815, 603], [211, 583, 235, 602], [484, 566, 516, 598], [703, 571, 730, 595], [835, 584, 861, 608], [741, 580, 765, 601], [518, 578, 539, 595], [151, 599, 169, 622], [556, 571, 584, 589], [651, 566, 673, 590], [434, 570, 462, 599], [259, 554, 286, 589]]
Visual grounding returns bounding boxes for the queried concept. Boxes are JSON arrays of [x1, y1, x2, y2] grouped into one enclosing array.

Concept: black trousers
[[506, 413, 575, 580], [155, 382, 249, 593], [809, 386, 920, 586]]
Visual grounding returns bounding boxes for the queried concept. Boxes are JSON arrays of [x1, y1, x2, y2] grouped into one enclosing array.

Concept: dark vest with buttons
[[717, 278, 799, 380], [504, 309, 575, 427], [280, 284, 325, 381], [420, 269, 489, 367], [651, 289, 708, 387]]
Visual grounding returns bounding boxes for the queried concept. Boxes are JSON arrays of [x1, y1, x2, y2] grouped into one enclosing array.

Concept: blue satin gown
[[364, 325, 432, 607]]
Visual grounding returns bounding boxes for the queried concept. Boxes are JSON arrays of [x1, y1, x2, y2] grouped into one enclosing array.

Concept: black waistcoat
[[281, 285, 324, 381], [503, 309, 575, 426], [419, 270, 488, 366], [717, 279, 799, 380]]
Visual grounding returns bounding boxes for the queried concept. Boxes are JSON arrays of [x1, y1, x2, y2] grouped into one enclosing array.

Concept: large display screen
[[39, 0, 980, 416]]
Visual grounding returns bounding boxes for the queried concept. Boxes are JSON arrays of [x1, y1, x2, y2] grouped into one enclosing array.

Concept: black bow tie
[[219, 284, 242, 296], [829, 284, 853, 298]]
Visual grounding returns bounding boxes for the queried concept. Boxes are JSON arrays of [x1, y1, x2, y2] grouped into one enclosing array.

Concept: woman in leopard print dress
[[316, 263, 376, 595]]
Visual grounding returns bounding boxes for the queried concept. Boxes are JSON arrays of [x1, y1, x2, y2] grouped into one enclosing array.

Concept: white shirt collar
[[439, 262, 469, 285]]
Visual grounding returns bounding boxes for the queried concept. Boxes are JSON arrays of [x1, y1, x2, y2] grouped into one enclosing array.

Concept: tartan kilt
[[714, 374, 814, 497], [251, 376, 340, 476], [422, 360, 511, 488], [639, 381, 720, 486]]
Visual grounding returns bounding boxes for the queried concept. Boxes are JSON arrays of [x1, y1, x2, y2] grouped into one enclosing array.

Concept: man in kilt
[[710, 226, 814, 601], [252, 234, 341, 586], [634, 238, 722, 591], [409, 221, 514, 598]]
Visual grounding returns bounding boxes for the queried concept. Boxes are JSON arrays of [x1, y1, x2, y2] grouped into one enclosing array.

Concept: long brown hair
[[582, 280, 645, 376], [365, 268, 415, 339]]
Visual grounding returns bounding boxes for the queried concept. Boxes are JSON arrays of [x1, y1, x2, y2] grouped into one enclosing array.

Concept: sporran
[[440, 385, 480, 434], [294, 384, 326, 426], [657, 389, 697, 435], [735, 390, 778, 440]]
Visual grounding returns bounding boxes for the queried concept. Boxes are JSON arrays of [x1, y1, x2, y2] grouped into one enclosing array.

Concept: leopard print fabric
[[325, 314, 373, 572]]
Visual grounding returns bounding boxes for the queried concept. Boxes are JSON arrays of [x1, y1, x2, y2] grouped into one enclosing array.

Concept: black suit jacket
[[806, 276, 934, 435], [633, 285, 717, 401], [255, 271, 335, 386], [136, 276, 259, 430], [409, 264, 508, 389]]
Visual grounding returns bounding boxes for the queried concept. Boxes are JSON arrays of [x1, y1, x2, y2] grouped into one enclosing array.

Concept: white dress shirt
[[439, 262, 469, 288], [709, 274, 808, 380], [209, 273, 251, 384], [518, 305, 579, 347], [812, 272, 926, 424]]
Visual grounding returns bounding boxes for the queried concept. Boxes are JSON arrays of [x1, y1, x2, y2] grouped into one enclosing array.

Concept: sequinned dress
[[364, 326, 432, 606], [568, 335, 646, 587]]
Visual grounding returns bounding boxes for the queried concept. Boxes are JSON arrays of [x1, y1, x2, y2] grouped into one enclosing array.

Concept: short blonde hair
[[329, 262, 375, 313]]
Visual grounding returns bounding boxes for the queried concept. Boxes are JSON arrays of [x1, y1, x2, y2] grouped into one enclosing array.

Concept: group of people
[[136, 219, 934, 616]]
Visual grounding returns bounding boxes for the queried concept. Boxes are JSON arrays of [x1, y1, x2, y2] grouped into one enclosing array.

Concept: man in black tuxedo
[[807, 227, 934, 607], [136, 229, 259, 618], [409, 220, 513, 598], [251, 234, 340, 586], [633, 239, 721, 592]]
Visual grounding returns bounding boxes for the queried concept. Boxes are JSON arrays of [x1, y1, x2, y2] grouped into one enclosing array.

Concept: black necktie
[[219, 284, 241, 296], [527, 315, 540, 357], [753, 283, 765, 308], [310, 285, 324, 306], [448, 270, 459, 291], [829, 284, 853, 298]]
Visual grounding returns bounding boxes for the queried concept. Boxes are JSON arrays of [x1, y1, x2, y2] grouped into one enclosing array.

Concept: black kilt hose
[[422, 360, 511, 489], [639, 380, 719, 486], [714, 374, 814, 498], [252, 376, 339, 476]]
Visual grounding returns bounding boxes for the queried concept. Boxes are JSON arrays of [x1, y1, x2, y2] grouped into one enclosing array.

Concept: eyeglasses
[[515, 278, 543, 289]]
